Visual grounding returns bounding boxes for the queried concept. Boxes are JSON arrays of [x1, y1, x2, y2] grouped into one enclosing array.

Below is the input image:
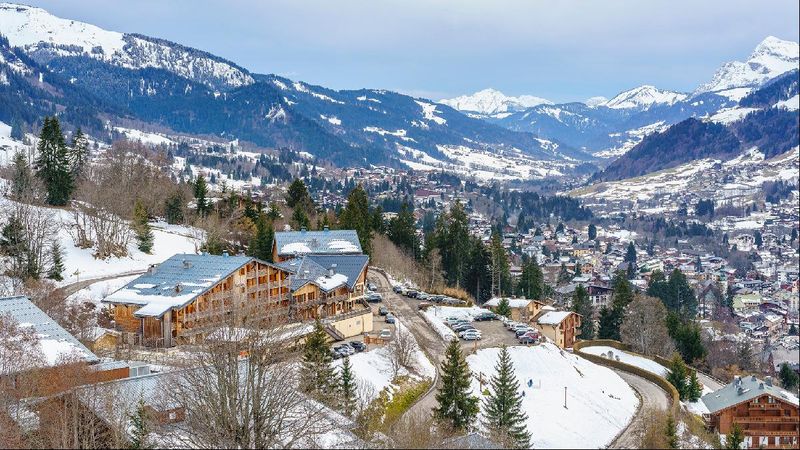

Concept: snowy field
[[467, 345, 639, 449], [581, 345, 668, 376], [66, 274, 139, 305], [333, 320, 435, 403]]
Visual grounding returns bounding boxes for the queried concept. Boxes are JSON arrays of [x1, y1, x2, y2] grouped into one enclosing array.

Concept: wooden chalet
[[534, 310, 582, 349], [272, 228, 363, 262], [702, 375, 799, 449], [103, 254, 292, 347]]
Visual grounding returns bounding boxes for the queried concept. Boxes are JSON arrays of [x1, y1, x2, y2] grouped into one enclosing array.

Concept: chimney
[[737, 386, 744, 396], [182, 259, 192, 269], [734, 375, 741, 386], [301, 227, 307, 233], [759, 382, 764, 390], [303, 270, 309, 279], [175, 283, 183, 293], [328, 264, 337, 277], [765, 376, 773, 386], [222, 251, 229, 258], [751, 375, 757, 382], [323, 225, 330, 232], [148, 264, 158, 275]]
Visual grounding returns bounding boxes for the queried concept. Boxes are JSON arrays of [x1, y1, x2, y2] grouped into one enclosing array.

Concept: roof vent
[[765, 376, 773, 386], [759, 382, 764, 390], [148, 264, 158, 274], [301, 227, 307, 233], [303, 270, 310, 279], [751, 375, 757, 382], [182, 259, 192, 269], [323, 226, 330, 232], [734, 375, 741, 385], [328, 264, 337, 277], [175, 283, 183, 293], [737, 386, 744, 395], [222, 251, 229, 258]]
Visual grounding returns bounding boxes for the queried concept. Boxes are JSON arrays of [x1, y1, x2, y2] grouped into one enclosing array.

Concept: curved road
[[608, 370, 671, 449]]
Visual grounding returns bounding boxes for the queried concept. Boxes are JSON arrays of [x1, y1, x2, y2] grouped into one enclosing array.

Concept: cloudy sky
[[24, 0, 800, 102]]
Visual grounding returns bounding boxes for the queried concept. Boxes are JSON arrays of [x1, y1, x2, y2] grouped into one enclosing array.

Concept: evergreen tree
[[339, 185, 373, 254], [588, 223, 597, 241], [248, 215, 274, 261], [69, 127, 89, 179], [434, 338, 479, 431], [47, 240, 65, 281], [163, 191, 185, 225], [482, 346, 531, 448], [194, 174, 209, 217], [34, 117, 74, 206], [517, 256, 543, 299], [0, 215, 38, 280], [464, 236, 493, 303], [495, 297, 512, 318], [571, 284, 594, 339], [10, 152, 35, 202], [687, 370, 703, 402], [338, 356, 357, 418], [291, 207, 310, 230], [128, 398, 151, 449], [597, 306, 618, 340], [665, 414, 679, 449], [556, 262, 571, 286], [10, 117, 24, 140], [489, 232, 511, 296], [789, 323, 798, 336], [666, 353, 690, 400], [301, 320, 335, 400], [286, 178, 312, 209], [725, 424, 744, 450], [754, 230, 763, 248], [132, 199, 154, 254], [779, 362, 799, 391], [266, 202, 282, 221], [388, 201, 419, 258]]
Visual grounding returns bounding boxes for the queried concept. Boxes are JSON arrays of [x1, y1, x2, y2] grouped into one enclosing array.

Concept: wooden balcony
[[742, 430, 800, 437], [734, 417, 799, 424]]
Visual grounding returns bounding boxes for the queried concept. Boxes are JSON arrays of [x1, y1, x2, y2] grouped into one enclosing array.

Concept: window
[[169, 411, 177, 420]]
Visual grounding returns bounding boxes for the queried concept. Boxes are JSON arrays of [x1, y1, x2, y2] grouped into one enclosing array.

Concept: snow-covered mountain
[[0, 3, 253, 90], [601, 85, 688, 110], [695, 36, 798, 96], [439, 88, 552, 117]]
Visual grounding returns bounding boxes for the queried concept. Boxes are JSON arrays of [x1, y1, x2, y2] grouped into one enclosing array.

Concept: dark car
[[385, 314, 396, 324], [393, 285, 404, 294], [366, 292, 383, 302], [367, 282, 377, 291], [406, 290, 418, 298], [349, 341, 367, 352], [474, 312, 497, 321], [379, 306, 389, 316], [430, 295, 445, 303], [330, 349, 343, 359]]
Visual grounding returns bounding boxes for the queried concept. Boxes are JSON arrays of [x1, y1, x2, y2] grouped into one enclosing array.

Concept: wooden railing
[[734, 416, 799, 423]]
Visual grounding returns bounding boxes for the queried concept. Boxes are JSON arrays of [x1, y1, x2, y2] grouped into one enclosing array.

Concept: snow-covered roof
[[276, 254, 369, 293], [536, 311, 573, 325], [274, 229, 363, 257], [103, 253, 258, 318], [0, 296, 98, 366], [485, 297, 531, 308], [702, 375, 799, 414]]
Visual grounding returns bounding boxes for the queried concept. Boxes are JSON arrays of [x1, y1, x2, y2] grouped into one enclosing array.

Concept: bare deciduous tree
[[620, 294, 675, 358], [389, 325, 419, 378]]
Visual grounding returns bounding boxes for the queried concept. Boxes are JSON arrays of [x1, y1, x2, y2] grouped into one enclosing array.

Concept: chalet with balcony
[[103, 254, 292, 347], [534, 310, 582, 349], [702, 375, 799, 449], [272, 228, 363, 262], [484, 297, 548, 323]]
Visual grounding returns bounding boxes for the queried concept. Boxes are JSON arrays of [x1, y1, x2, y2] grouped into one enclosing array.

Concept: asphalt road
[[608, 370, 671, 449]]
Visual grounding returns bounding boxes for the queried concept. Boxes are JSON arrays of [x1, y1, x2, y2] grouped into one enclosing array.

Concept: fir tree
[[388, 201, 419, 258], [556, 262, 571, 286], [132, 199, 154, 254], [517, 256, 543, 299], [588, 223, 597, 241], [687, 370, 703, 402], [302, 320, 335, 401], [779, 362, 799, 391], [9, 151, 34, 201], [597, 306, 618, 340], [338, 184, 373, 255], [434, 338, 479, 431], [482, 345, 531, 448], [338, 356, 357, 418], [571, 284, 594, 339], [128, 398, 151, 449], [286, 178, 311, 209], [69, 127, 89, 179], [665, 414, 679, 449], [194, 174, 209, 217], [266, 202, 282, 221], [248, 215, 274, 261], [34, 116, 74, 206], [47, 240, 65, 281], [292, 207, 310, 230], [725, 424, 744, 450], [666, 353, 689, 400], [495, 297, 512, 318], [163, 191, 185, 225], [10, 117, 24, 140]]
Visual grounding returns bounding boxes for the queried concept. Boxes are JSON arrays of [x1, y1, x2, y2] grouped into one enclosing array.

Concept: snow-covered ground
[[332, 320, 435, 403], [581, 345, 668, 376], [467, 345, 639, 449], [66, 274, 139, 305]]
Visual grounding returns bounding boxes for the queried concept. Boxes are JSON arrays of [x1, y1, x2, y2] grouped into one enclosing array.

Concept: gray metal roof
[[103, 253, 254, 317], [276, 254, 369, 293], [274, 229, 362, 257], [701, 374, 799, 413], [0, 296, 98, 365]]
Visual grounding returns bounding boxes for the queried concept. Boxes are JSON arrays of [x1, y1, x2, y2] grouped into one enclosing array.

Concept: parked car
[[366, 292, 383, 302], [406, 290, 418, 298], [417, 292, 430, 301], [367, 282, 377, 291], [461, 331, 482, 341], [515, 328, 537, 338], [334, 345, 354, 356], [349, 341, 367, 352], [385, 314, 396, 324], [379, 329, 392, 339], [473, 312, 496, 321], [379, 306, 389, 316], [418, 302, 432, 310], [459, 329, 482, 338], [519, 334, 538, 344], [453, 324, 475, 333], [393, 285, 404, 294], [430, 295, 445, 303], [330, 349, 343, 359]]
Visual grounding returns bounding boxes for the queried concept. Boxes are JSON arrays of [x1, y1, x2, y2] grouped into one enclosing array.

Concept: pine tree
[[597, 306, 618, 340], [665, 414, 679, 449], [482, 345, 531, 448], [47, 240, 65, 281], [34, 116, 74, 206], [248, 215, 274, 261], [339, 356, 357, 417], [302, 320, 335, 401], [128, 398, 151, 449], [388, 201, 419, 258], [339, 184, 373, 255], [666, 353, 690, 400], [588, 223, 597, 241], [434, 338, 479, 431], [10, 117, 24, 140], [779, 362, 799, 391], [266, 202, 282, 221], [687, 370, 703, 402], [495, 297, 512, 318], [163, 191, 185, 225], [10, 151, 34, 201], [69, 127, 89, 179], [556, 262, 571, 286], [286, 178, 311, 208], [194, 174, 209, 217], [571, 284, 594, 339], [132, 199, 154, 254], [725, 424, 744, 450], [292, 207, 310, 230]]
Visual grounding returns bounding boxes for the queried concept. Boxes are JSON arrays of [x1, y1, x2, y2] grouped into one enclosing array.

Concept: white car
[[459, 329, 482, 338], [379, 329, 392, 339], [461, 331, 482, 341]]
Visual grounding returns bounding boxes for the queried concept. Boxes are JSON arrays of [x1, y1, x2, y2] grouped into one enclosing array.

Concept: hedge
[[574, 340, 680, 415]]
